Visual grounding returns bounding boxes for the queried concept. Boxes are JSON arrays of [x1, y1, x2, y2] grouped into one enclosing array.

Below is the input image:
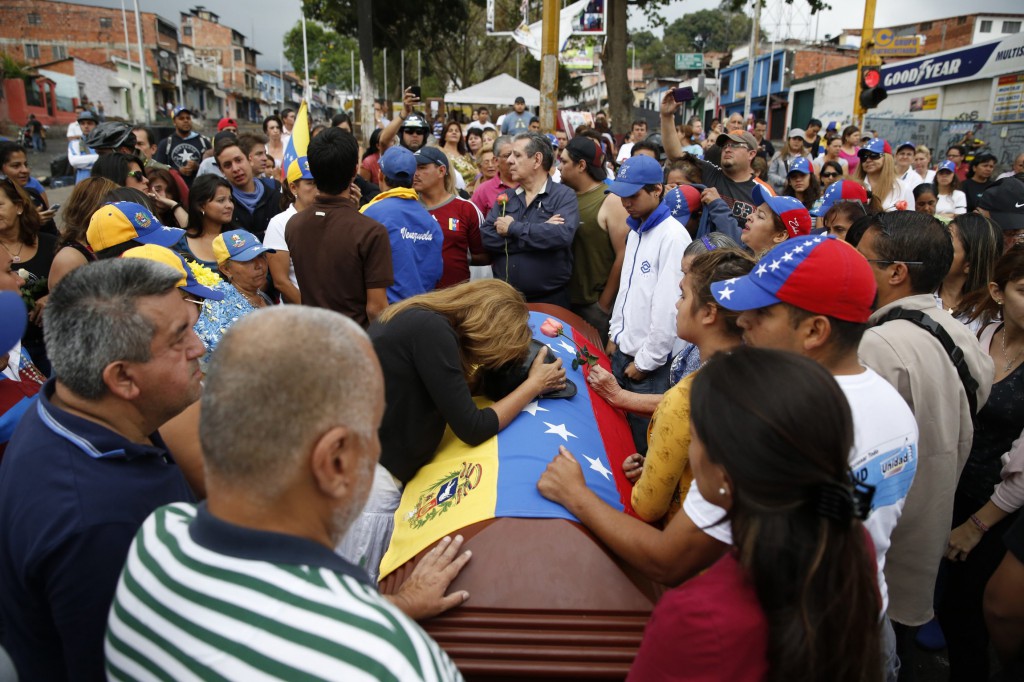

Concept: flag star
[[812, 236, 823, 243], [545, 343, 561, 355], [522, 401, 549, 416], [717, 285, 734, 301], [755, 263, 768, 277], [725, 277, 738, 284], [792, 244, 805, 253], [769, 259, 782, 271], [543, 422, 577, 441], [582, 453, 613, 481], [558, 339, 576, 355], [781, 251, 795, 262]]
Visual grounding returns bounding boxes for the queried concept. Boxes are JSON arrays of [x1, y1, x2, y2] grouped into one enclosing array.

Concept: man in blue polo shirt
[[480, 131, 580, 306], [0, 258, 216, 682]]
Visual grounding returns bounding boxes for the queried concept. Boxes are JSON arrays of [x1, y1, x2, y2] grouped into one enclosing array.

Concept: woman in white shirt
[[856, 139, 914, 211], [934, 160, 968, 217]]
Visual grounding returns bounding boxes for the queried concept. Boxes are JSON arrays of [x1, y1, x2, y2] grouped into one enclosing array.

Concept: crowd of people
[[1, 81, 1023, 682]]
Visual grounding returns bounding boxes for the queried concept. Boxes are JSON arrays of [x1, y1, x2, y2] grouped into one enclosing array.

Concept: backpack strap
[[876, 307, 980, 417]]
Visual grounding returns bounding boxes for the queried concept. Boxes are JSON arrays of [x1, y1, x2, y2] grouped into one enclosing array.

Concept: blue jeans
[[610, 349, 671, 454]]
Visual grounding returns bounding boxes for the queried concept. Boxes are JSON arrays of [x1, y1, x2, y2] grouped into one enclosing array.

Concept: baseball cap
[[515, 96, 526, 104], [413, 146, 450, 169], [172, 105, 194, 118], [978, 176, 1024, 232], [380, 146, 418, 182], [859, 137, 892, 157], [710, 235, 877, 323], [0, 291, 27, 353], [787, 157, 812, 175], [664, 184, 703, 224], [751, 185, 812, 237], [606, 155, 664, 197], [826, 122, 838, 132], [211, 229, 275, 265], [121, 245, 223, 300], [217, 117, 238, 131], [896, 141, 916, 153], [566, 136, 604, 167], [788, 128, 806, 140], [936, 160, 957, 174], [86, 202, 185, 252], [811, 179, 870, 217], [76, 110, 97, 123], [716, 131, 757, 150], [213, 131, 238, 148]]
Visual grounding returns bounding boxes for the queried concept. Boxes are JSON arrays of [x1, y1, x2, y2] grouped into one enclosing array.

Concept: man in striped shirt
[[106, 307, 468, 681]]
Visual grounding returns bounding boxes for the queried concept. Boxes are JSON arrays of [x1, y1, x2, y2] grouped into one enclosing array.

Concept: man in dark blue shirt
[[0, 258, 208, 681], [481, 132, 580, 307]]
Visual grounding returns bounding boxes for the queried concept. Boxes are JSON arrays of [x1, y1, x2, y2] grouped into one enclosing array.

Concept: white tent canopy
[[443, 74, 540, 107]]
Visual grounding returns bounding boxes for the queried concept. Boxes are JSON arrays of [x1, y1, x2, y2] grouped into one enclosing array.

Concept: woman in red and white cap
[[856, 138, 915, 212]]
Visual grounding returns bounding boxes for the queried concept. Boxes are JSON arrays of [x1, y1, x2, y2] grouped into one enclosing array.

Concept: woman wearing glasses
[[819, 161, 845, 188], [856, 139, 914, 211]]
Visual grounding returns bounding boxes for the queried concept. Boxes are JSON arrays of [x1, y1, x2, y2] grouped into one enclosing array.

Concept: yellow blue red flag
[[282, 100, 311, 184], [380, 311, 637, 578]]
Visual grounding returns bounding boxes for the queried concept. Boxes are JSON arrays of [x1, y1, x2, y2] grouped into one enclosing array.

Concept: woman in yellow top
[[628, 247, 754, 524]]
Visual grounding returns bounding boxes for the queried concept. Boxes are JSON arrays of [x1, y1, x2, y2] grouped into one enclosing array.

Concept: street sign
[[871, 29, 921, 57], [675, 53, 704, 71]]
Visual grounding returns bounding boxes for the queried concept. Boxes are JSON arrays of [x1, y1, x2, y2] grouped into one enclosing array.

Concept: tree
[[282, 21, 358, 89], [519, 52, 583, 101]]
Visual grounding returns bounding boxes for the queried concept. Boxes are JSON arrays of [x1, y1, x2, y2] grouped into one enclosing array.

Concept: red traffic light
[[863, 68, 881, 88]]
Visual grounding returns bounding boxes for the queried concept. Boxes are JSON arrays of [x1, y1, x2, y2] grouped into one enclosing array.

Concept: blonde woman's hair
[[378, 280, 532, 375], [857, 152, 898, 205]]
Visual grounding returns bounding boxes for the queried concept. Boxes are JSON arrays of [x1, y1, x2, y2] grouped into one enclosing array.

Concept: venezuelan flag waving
[[379, 311, 637, 579], [281, 100, 310, 184]]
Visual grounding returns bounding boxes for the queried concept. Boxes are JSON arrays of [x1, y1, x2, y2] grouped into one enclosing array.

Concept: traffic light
[[859, 67, 888, 110]]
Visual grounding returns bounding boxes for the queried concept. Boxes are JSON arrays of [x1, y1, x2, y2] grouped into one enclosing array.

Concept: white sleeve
[[633, 229, 690, 372], [953, 190, 968, 215], [454, 170, 466, 191], [682, 480, 733, 544], [68, 140, 97, 169], [262, 213, 289, 251]]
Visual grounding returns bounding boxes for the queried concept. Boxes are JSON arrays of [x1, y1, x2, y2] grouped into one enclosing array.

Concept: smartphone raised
[[673, 86, 695, 103], [408, 85, 422, 99]]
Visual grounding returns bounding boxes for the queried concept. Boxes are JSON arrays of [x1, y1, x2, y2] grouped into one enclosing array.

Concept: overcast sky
[[83, 0, 1023, 70]]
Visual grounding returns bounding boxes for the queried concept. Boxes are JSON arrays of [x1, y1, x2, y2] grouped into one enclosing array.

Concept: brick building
[[840, 13, 1023, 56], [179, 6, 262, 121], [0, 0, 180, 122]]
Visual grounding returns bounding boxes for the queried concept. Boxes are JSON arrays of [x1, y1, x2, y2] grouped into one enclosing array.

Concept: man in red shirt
[[471, 135, 518, 217], [413, 147, 489, 288]]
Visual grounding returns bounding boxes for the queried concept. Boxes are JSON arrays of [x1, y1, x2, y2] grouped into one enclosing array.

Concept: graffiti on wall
[[864, 116, 1024, 170]]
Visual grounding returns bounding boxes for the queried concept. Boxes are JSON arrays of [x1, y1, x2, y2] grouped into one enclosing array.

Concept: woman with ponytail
[[627, 348, 882, 682]]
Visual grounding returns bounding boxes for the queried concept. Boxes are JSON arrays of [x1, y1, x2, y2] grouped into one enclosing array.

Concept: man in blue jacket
[[481, 132, 580, 306], [361, 146, 443, 303]]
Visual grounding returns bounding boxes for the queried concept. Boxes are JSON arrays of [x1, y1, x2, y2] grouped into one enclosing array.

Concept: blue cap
[[859, 137, 889, 156], [413, 146, 450, 169], [810, 179, 869, 217], [120, 245, 224, 301], [0, 291, 27, 353], [665, 184, 703, 224], [380, 146, 418, 182], [937, 160, 957, 174], [212, 229, 275, 265], [606, 155, 664, 197], [896, 141, 916, 152], [826, 121, 837, 131], [788, 157, 812, 175], [172, 105, 194, 118], [86, 202, 185, 251]]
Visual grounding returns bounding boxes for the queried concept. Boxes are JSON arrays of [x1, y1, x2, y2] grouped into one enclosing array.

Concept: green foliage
[[0, 52, 30, 80], [282, 21, 358, 88], [631, 9, 763, 77]]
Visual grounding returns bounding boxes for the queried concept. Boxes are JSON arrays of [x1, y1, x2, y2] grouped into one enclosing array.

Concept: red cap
[[217, 117, 238, 131]]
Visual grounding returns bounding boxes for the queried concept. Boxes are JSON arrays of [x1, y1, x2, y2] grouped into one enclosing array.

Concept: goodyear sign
[[880, 32, 1024, 93], [872, 30, 921, 57]]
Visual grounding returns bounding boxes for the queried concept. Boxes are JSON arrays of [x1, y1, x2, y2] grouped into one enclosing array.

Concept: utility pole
[[743, 0, 761, 122], [539, 0, 559, 131], [132, 0, 149, 123], [853, 0, 879, 126], [301, 12, 311, 102], [119, 0, 135, 117], [357, 0, 375, 143]]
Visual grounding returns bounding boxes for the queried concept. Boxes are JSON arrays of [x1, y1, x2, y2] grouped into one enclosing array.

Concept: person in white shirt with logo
[[605, 155, 691, 453], [701, 234, 919, 682]]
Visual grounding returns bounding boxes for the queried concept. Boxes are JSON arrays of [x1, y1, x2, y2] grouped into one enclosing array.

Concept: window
[[738, 69, 746, 91], [234, 48, 242, 61], [957, 16, 967, 25], [721, 73, 731, 94], [28, 13, 41, 25], [920, 21, 932, 31], [772, 59, 781, 84], [183, 26, 192, 37], [1004, 21, 1022, 34], [99, 17, 112, 28], [52, 45, 67, 60], [24, 44, 40, 60], [979, 20, 992, 33]]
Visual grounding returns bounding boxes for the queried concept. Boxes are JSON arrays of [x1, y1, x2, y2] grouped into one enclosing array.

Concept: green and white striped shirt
[[105, 502, 462, 682]]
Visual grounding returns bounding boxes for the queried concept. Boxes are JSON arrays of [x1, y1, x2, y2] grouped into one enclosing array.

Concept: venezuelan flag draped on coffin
[[379, 311, 637, 579]]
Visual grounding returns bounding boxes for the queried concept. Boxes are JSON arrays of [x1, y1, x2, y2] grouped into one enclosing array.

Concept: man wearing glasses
[[945, 145, 970, 182], [857, 211, 994, 676], [471, 134, 519, 217]]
